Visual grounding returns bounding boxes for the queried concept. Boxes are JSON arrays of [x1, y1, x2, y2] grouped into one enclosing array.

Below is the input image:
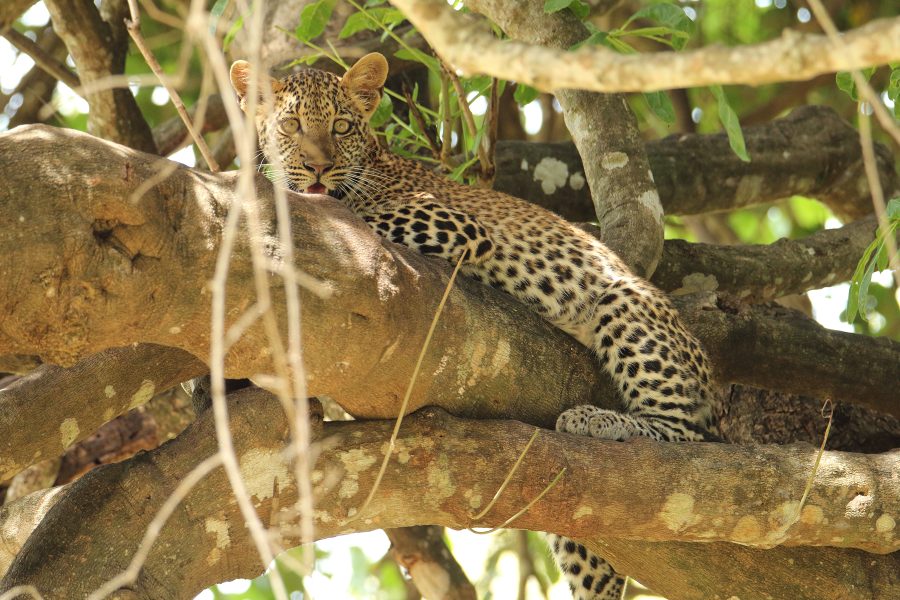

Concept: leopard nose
[[303, 162, 334, 175]]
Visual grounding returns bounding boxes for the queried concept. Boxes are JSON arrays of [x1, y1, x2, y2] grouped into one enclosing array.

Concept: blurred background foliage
[[1, 0, 898, 598]]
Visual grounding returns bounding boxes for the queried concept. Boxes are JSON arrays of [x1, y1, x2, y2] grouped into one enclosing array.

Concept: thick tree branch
[[469, 0, 664, 277], [45, 0, 156, 152], [676, 300, 900, 419], [0, 344, 205, 482], [389, 0, 900, 92], [494, 106, 898, 222], [2, 390, 897, 599], [0, 124, 606, 422]]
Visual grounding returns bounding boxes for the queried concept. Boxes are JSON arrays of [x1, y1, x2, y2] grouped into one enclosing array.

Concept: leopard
[[229, 52, 718, 600]]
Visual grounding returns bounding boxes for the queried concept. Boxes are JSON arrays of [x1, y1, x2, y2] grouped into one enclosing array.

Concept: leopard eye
[[332, 118, 352, 135], [280, 118, 300, 134]]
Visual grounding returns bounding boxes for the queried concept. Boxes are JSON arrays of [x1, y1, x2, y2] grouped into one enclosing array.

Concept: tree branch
[[0, 125, 896, 450], [44, 0, 156, 152], [1, 28, 80, 91], [493, 106, 898, 222], [2, 390, 897, 599], [388, 0, 900, 92], [654, 214, 881, 302], [0, 344, 205, 482]]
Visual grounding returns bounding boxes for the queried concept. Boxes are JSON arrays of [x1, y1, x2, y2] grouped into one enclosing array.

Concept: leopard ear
[[341, 53, 389, 118], [229, 60, 282, 108]]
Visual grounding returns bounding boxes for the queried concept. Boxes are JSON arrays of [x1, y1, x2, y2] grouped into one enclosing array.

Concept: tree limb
[[493, 106, 898, 222], [44, 0, 156, 152], [1, 28, 80, 91], [2, 389, 897, 599], [654, 214, 881, 302], [0, 344, 204, 482], [389, 0, 900, 93]]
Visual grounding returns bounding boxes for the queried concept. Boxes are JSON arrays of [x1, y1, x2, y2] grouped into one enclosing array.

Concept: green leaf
[[339, 7, 405, 38], [570, 30, 610, 51], [710, 85, 750, 162], [835, 67, 875, 102], [209, 0, 231, 35], [625, 3, 695, 49], [846, 236, 880, 323], [544, 0, 589, 19], [644, 91, 675, 123], [394, 47, 440, 73], [295, 0, 336, 42], [888, 68, 900, 117], [887, 197, 900, 220], [370, 92, 393, 128], [513, 83, 539, 106], [544, 0, 573, 13], [223, 15, 244, 50]]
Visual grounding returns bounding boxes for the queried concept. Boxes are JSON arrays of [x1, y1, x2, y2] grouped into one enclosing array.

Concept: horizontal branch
[[3, 389, 897, 599], [655, 215, 880, 302], [676, 300, 900, 419], [493, 106, 898, 222], [0, 344, 205, 482], [390, 0, 900, 92]]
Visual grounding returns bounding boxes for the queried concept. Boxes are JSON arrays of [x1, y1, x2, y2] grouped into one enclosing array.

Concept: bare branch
[[388, 0, 900, 93], [0, 344, 205, 482], [653, 215, 881, 302], [1, 28, 80, 90]]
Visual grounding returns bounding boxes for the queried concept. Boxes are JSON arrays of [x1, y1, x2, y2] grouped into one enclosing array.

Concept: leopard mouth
[[305, 183, 327, 194]]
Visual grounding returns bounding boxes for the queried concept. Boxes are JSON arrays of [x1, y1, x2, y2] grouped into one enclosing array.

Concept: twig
[[87, 454, 223, 600], [402, 81, 441, 159], [125, 0, 219, 171], [471, 429, 540, 520], [2, 28, 81, 91], [783, 400, 835, 538]]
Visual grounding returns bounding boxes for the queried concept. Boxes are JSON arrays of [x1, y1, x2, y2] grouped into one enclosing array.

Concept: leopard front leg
[[362, 201, 494, 265]]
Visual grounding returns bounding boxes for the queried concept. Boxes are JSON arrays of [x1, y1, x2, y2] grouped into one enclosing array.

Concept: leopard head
[[229, 53, 388, 196]]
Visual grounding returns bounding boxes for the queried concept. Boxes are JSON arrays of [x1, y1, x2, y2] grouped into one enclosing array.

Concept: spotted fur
[[232, 54, 719, 600]]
